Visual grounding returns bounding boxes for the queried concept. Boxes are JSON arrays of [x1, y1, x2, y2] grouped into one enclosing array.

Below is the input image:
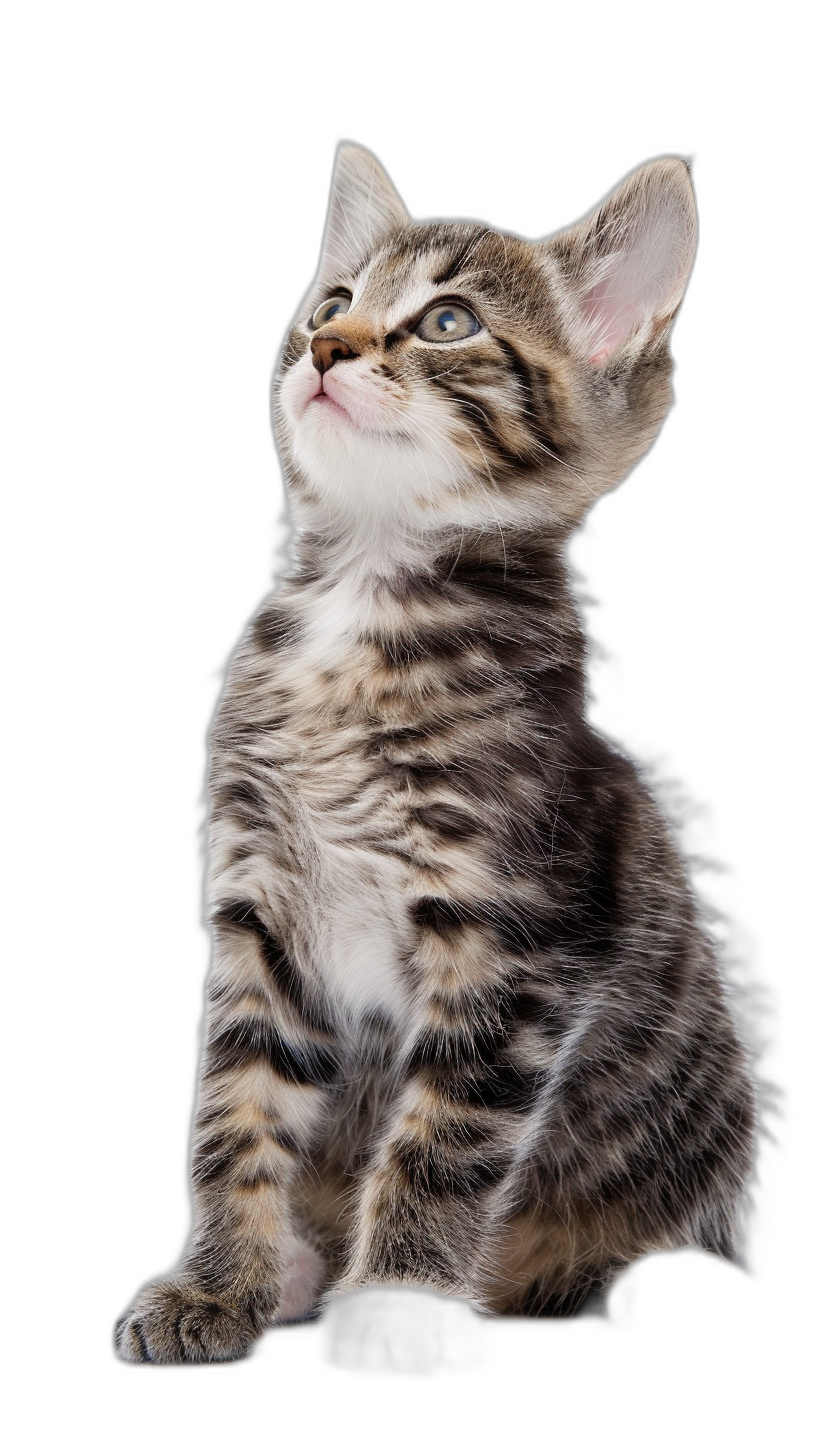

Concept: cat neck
[[288, 521, 573, 592], [280, 522, 583, 672]]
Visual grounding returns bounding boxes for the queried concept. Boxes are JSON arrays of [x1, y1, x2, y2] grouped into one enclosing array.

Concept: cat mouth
[[309, 385, 351, 420], [306, 380, 392, 435], [298, 369, 356, 425], [293, 361, 403, 437]]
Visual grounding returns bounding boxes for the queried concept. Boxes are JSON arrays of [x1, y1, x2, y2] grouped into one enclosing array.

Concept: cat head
[[275, 145, 696, 546]]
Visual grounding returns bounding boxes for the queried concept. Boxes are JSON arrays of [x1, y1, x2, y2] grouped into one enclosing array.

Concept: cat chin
[[287, 429, 457, 526], [280, 376, 493, 536]]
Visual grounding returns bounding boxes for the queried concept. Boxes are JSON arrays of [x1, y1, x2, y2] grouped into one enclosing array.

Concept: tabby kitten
[[115, 146, 755, 1363]]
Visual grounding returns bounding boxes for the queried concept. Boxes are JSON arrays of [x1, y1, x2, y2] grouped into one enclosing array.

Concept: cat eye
[[415, 301, 482, 343], [310, 294, 352, 329]]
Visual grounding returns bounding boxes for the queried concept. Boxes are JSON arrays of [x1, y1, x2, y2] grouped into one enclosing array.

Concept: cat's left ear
[[317, 143, 409, 281], [547, 158, 697, 365]]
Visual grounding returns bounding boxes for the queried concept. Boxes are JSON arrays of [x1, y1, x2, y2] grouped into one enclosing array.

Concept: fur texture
[[115, 146, 755, 1363]]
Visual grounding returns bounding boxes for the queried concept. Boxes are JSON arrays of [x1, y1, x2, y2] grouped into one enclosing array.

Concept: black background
[[90, 68, 798, 1421]]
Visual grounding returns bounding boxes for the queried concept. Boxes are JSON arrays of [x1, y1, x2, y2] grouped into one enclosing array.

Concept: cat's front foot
[[324, 1287, 483, 1374], [114, 1278, 260, 1364]]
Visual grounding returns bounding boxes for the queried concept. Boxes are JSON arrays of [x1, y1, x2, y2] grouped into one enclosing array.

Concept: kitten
[[115, 146, 755, 1363]]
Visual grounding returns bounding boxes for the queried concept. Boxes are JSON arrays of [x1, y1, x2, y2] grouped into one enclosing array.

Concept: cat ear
[[317, 143, 409, 281], [548, 159, 697, 365]]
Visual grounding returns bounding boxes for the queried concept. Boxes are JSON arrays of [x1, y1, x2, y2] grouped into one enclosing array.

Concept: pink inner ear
[[582, 276, 642, 365]]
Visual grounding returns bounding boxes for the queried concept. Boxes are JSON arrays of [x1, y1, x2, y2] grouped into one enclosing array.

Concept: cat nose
[[311, 335, 359, 375]]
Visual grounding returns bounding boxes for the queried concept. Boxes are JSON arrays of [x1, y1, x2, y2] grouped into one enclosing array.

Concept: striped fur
[[115, 147, 755, 1362]]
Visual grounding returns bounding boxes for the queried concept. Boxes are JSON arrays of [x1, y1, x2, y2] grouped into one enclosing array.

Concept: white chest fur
[[274, 577, 414, 1025]]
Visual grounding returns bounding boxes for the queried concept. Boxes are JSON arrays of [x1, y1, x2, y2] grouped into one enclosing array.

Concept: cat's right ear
[[546, 158, 697, 366], [317, 143, 409, 282]]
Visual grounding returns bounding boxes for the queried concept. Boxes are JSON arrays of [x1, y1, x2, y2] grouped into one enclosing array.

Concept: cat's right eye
[[310, 294, 352, 329]]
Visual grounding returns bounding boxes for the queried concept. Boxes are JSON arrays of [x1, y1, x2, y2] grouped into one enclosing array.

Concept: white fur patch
[[276, 1240, 327, 1324]]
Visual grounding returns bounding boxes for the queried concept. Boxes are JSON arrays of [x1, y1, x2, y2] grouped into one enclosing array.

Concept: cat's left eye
[[415, 302, 482, 343], [310, 294, 352, 329]]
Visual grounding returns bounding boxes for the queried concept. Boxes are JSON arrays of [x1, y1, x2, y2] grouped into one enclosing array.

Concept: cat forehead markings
[[348, 223, 504, 327], [344, 227, 552, 338]]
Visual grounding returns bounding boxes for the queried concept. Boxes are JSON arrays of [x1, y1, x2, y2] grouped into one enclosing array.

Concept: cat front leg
[[115, 905, 338, 1363], [340, 1079, 524, 1300], [339, 912, 538, 1299]]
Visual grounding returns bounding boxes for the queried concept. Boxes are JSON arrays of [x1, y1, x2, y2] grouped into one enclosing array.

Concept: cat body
[[115, 148, 755, 1363]]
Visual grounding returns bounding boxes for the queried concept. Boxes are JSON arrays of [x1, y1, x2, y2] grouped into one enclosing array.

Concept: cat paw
[[114, 1279, 257, 1364], [324, 1287, 483, 1374]]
